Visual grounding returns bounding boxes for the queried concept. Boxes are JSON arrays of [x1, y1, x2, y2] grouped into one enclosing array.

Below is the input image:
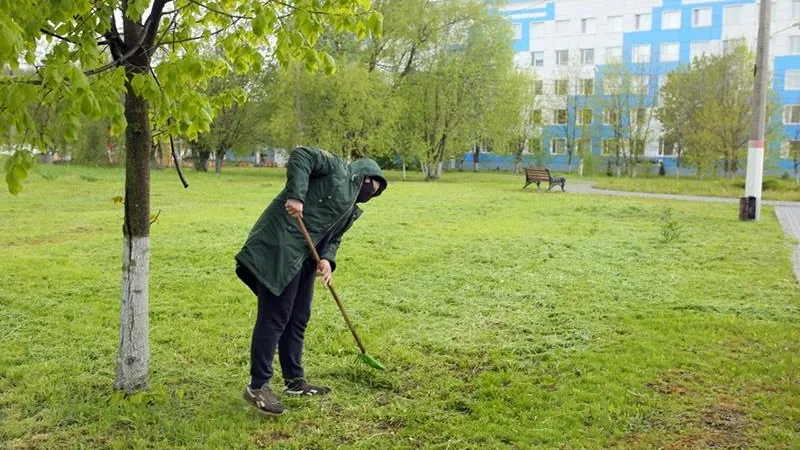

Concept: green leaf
[[4, 150, 33, 195]]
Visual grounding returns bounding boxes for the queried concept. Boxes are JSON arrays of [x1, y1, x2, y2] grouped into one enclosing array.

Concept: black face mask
[[356, 180, 378, 203]]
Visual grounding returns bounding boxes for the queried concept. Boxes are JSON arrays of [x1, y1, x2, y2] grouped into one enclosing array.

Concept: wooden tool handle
[[295, 217, 366, 354]]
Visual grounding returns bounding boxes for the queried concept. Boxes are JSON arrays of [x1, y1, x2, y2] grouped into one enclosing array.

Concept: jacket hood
[[348, 158, 388, 197]]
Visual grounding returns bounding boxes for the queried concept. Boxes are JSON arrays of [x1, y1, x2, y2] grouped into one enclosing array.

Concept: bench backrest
[[524, 167, 552, 180]]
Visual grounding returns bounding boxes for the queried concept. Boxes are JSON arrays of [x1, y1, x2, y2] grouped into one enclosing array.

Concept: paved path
[[567, 181, 800, 283]]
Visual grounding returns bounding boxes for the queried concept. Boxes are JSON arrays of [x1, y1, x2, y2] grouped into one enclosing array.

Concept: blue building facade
[[497, 0, 800, 174]]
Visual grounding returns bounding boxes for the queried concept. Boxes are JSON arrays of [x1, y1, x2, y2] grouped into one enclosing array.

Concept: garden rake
[[295, 217, 385, 370]]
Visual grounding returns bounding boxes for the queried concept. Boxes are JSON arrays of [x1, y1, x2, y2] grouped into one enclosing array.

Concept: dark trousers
[[250, 258, 316, 388]]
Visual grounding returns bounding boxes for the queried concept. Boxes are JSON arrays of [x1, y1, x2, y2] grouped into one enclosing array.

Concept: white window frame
[[659, 137, 677, 157], [532, 51, 545, 67], [530, 22, 546, 39], [794, 0, 800, 20], [550, 138, 567, 154], [512, 23, 522, 40], [606, 46, 622, 63], [581, 17, 596, 34], [784, 105, 800, 124], [578, 78, 594, 95], [690, 41, 711, 60], [692, 7, 711, 28], [534, 80, 544, 95], [556, 19, 569, 36], [662, 11, 681, 30], [532, 109, 543, 125], [660, 42, 679, 62], [607, 15, 623, 33], [603, 77, 621, 95], [601, 138, 620, 155], [576, 108, 593, 125], [787, 70, 800, 90], [580, 48, 595, 65], [723, 5, 741, 26], [555, 79, 569, 95], [635, 13, 651, 31], [577, 138, 592, 155], [603, 108, 619, 125], [632, 44, 651, 63], [791, 36, 800, 55], [554, 109, 568, 125], [556, 49, 570, 66], [632, 75, 650, 94]]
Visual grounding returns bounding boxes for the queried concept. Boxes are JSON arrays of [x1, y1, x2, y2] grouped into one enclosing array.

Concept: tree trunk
[[472, 145, 479, 172], [402, 160, 407, 181], [115, 79, 151, 394], [215, 151, 224, 174]]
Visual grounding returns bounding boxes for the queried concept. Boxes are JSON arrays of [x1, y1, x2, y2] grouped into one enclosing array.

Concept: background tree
[[658, 44, 783, 179], [1, 0, 380, 393], [597, 61, 657, 177]]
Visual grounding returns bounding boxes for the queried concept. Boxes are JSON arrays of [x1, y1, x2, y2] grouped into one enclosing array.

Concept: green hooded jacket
[[235, 146, 387, 296]]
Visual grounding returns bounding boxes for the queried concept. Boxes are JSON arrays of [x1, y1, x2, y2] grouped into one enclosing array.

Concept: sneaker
[[284, 378, 331, 396], [243, 384, 284, 416]]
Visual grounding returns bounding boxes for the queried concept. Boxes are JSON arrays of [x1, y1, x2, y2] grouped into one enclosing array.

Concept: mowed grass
[[590, 174, 800, 202], [1, 165, 799, 449]]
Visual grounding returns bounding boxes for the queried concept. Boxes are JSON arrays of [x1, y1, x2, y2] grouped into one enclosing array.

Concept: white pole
[[743, 0, 770, 220]]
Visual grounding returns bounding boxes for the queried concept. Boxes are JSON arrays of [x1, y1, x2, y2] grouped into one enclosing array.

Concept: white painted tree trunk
[[114, 236, 150, 393], [402, 161, 407, 181]]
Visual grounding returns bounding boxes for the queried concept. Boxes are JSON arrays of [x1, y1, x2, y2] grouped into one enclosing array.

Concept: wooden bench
[[523, 167, 566, 191]]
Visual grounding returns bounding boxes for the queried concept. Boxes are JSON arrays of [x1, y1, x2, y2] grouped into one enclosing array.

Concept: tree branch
[[143, 0, 170, 49], [188, 0, 254, 19], [40, 28, 76, 44], [156, 19, 241, 46]]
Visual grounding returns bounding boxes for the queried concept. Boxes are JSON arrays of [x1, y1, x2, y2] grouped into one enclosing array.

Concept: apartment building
[[501, 0, 800, 172]]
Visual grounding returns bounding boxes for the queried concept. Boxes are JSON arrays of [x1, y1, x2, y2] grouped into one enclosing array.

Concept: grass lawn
[[589, 175, 800, 202], [1, 165, 799, 449]]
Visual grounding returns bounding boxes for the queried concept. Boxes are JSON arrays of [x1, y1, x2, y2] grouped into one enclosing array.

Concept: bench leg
[[560, 181, 566, 192]]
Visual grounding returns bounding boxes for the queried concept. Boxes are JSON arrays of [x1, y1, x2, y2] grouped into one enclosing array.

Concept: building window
[[532, 51, 544, 67], [556, 19, 569, 36], [631, 108, 648, 126], [632, 75, 649, 95], [534, 80, 543, 94], [784, 105, 800, 124], [632, 44, 651, 63], [532, 109, 543, 125], [692, 8, 711, 27], [577, 138, 592, 155], [512, 23, 521, 40], [601, 138, 620, 155], [556, 49, 570, 66], [607, 15, 623, 33], [786, 140, 800, 159], [690, 41, 711, 60], [555, 79, 569, 95], [662, 11, 681, 30], [724, 5, 741, 25], [606, 46, 622, 63], [788, 71, 800, 90], [580, 48, 595, 65], [581, 17, 596, 34], [659, 137, 677, 156], [722, 39, 744, 55], [794, 0, 800, 19], [635, 13, 651, 31], [578, 78, 594, 95], [554, 109, 568, 125], [604, 76, 621, 95], [530, 22, 545, 39], [791, 37, 800, 55], [551, 138, 567, 154], [577, 108, 593, 125], [660, 42, 679, 62], [603, 108, 619, 125]]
